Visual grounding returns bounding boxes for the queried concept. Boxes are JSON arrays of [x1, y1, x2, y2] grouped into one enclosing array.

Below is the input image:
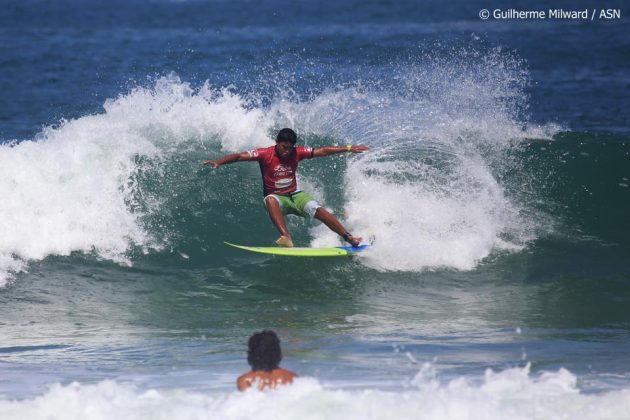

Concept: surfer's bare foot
[[343, 233, 362, 248], [275, 236, 294, 248], [349, 236, 362, 247]]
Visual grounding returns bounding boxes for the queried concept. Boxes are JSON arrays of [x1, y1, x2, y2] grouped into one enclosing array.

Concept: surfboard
[[224, 242, 369, 257]]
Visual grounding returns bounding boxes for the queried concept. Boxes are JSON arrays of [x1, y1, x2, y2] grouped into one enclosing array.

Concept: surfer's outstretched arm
[[203, 152, 256, 168], [312, 145, 369, 158]]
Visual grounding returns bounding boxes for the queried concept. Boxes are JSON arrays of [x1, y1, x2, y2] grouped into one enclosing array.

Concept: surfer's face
[[275, 141, 295, 158]]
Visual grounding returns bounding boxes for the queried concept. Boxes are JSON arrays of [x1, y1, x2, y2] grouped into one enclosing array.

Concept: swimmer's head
[[247, 330, 282, 371]]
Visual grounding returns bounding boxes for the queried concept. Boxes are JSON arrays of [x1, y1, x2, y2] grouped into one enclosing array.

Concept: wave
[[0, 76, 274, 286], [1, 365, 629, 420], [0, 46, 583, 284]]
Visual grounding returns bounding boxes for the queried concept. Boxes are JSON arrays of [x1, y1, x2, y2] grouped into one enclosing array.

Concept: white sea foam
[[1, 365, 629, 420], [0, 75, 272, 285]]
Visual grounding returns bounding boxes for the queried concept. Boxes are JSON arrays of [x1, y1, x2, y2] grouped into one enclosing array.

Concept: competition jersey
[[248, 145, 314, 196]]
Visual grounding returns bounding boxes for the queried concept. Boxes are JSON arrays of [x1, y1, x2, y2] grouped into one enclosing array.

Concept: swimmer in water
[[237, 330, 297, 391]]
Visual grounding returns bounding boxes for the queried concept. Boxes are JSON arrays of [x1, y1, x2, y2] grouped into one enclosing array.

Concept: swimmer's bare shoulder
[[237, 368, 298, 391]]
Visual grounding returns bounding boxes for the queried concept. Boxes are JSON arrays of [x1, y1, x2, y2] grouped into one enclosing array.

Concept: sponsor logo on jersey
[[273, 164, 293, 177], [275, 178, 293, 189]]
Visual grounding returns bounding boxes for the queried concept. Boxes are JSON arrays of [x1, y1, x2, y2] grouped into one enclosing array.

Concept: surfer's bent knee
[[263, 194, 281, 209], [308, 202, 324, 219]]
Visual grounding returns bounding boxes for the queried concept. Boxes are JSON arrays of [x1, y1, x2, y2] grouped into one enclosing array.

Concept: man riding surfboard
[[203, 128, 368, 248]]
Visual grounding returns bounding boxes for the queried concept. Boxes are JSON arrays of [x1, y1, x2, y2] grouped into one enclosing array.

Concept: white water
[[0, 76, 272, 285], [1, 365, 629, 420]]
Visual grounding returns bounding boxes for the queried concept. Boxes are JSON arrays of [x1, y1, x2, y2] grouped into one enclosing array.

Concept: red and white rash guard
[[248, 145, 313, 196]]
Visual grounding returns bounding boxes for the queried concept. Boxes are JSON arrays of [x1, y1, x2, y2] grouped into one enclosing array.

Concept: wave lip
[[0, 75, 275, 286], [0, 116, 156, 286]]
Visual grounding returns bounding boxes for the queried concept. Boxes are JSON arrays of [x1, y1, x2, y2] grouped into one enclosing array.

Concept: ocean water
[[1, 0, 629, 418]]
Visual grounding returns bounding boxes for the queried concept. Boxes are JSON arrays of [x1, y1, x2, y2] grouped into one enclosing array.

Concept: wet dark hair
[[276, 128, 297, 145], [247, 330, 282, 371]]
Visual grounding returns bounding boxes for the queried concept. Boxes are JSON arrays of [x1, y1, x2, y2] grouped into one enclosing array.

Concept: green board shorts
[[264, 191, 321, 220]]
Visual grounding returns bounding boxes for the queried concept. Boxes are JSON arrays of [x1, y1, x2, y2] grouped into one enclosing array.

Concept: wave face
[[0, 45, 576, 284]]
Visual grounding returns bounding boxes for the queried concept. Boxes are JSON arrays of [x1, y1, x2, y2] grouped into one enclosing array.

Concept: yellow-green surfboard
[[224, 242, 369, 257]]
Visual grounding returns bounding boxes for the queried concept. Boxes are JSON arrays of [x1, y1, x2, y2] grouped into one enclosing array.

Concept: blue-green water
[[1, 1, 629, 418]]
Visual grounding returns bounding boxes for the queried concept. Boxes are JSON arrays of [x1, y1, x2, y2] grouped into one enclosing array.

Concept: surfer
[[237, 330, 297, 391], [204, 128, 368, 248]]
